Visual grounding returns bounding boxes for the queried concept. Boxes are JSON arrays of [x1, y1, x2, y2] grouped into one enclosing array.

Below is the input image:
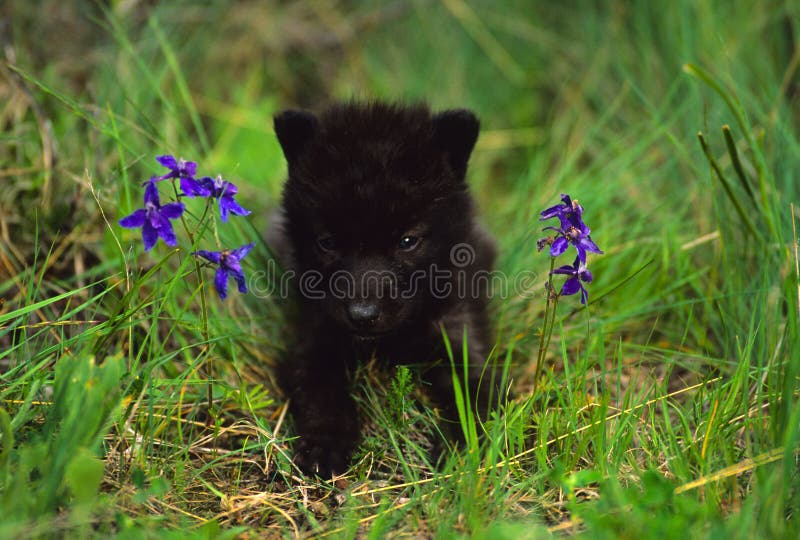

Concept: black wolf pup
[[272, 101, 498, 477]]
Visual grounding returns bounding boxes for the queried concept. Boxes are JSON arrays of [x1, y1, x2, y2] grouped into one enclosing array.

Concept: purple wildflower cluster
[[537, 194, 603, 304], [119, 155, 254, 300]]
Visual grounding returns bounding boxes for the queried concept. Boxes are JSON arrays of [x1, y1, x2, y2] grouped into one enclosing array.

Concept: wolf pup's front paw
[[294, 435, 353, 478]]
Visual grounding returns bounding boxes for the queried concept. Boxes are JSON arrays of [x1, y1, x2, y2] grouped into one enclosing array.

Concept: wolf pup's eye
[[317, 235, 337, 252], [398, 235, 420, 251]]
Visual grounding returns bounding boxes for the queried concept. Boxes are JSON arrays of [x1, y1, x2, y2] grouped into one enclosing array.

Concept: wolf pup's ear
[[274, 110, 319, 164], [432, 109, 480, 179]]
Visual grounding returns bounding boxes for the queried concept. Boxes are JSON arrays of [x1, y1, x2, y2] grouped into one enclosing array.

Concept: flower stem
[[175, 195, 212, 345], [542, 294, 560, 369], [534, 258, 557, 393], [211, 206, 222, 250], [171, 181, 214, 416]]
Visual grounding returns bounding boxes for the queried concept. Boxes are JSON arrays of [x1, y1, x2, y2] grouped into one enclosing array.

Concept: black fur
[[271, 101, 498, 477]]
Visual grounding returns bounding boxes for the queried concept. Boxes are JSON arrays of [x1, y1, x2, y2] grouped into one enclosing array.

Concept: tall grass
[[1, 0, 798, 537]]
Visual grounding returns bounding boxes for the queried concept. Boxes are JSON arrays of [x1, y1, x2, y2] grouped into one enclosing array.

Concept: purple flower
[[539, 193, 603, 263], [119, 178, 185, 251], [198, 175, 251, 222], [154, 154, 210, 197], [551, 257, 593, 304], [193, 242, 255, 299], [545, 221, 603, 263], [539, 194, 584, 230]]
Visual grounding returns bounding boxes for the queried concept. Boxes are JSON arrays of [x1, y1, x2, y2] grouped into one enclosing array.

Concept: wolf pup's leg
[[279, 346, 359, 477]]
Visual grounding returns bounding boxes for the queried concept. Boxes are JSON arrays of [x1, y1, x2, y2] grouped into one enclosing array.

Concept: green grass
[[1, 0, 799, 537]]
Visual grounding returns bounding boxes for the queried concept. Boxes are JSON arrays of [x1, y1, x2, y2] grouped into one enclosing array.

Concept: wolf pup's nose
[[347, 301, 380, 326]]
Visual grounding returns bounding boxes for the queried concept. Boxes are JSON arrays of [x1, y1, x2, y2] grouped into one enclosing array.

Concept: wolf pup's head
[[274, 102, 480, 337]]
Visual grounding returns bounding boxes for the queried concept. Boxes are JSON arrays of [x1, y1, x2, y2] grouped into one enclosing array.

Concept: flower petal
[[144, 179, 161, 206], [560, 277, 581, 296], [566, 213, 587, 231], [580, 235, 603, 255], [549, 237, 569, 257], [118, 208, 146, 228], [224, 259, 242, 274], [230, 242, 255, 261], [180, 177, 210, 197], [160, 202, 186, 219], [575, 244, 587, 264], [149, 209, 164, 229], [215, 267, 229, 300], [233, 270, 248, 293], [580, 268, 593, 283], [158, 221, 178, 246], [156, 155, 178, 170], [183, 160, 197, 178], [198, 176, 216, 194], [551, 265, 576, 276], [565, 194, 584, 215], [193, 250, 222, 264], [220, 196, 251, 219], [221, 181, 238, 196], [579, 285, 588, 305], [539, 203, 565, 220], [142, 222, 159, 251]]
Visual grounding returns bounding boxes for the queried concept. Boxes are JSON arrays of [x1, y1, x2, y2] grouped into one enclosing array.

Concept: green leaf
[[0, 408, 12, 478]]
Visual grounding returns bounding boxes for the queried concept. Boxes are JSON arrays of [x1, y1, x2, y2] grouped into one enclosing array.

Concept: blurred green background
[[1, 0, 799, 537]]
